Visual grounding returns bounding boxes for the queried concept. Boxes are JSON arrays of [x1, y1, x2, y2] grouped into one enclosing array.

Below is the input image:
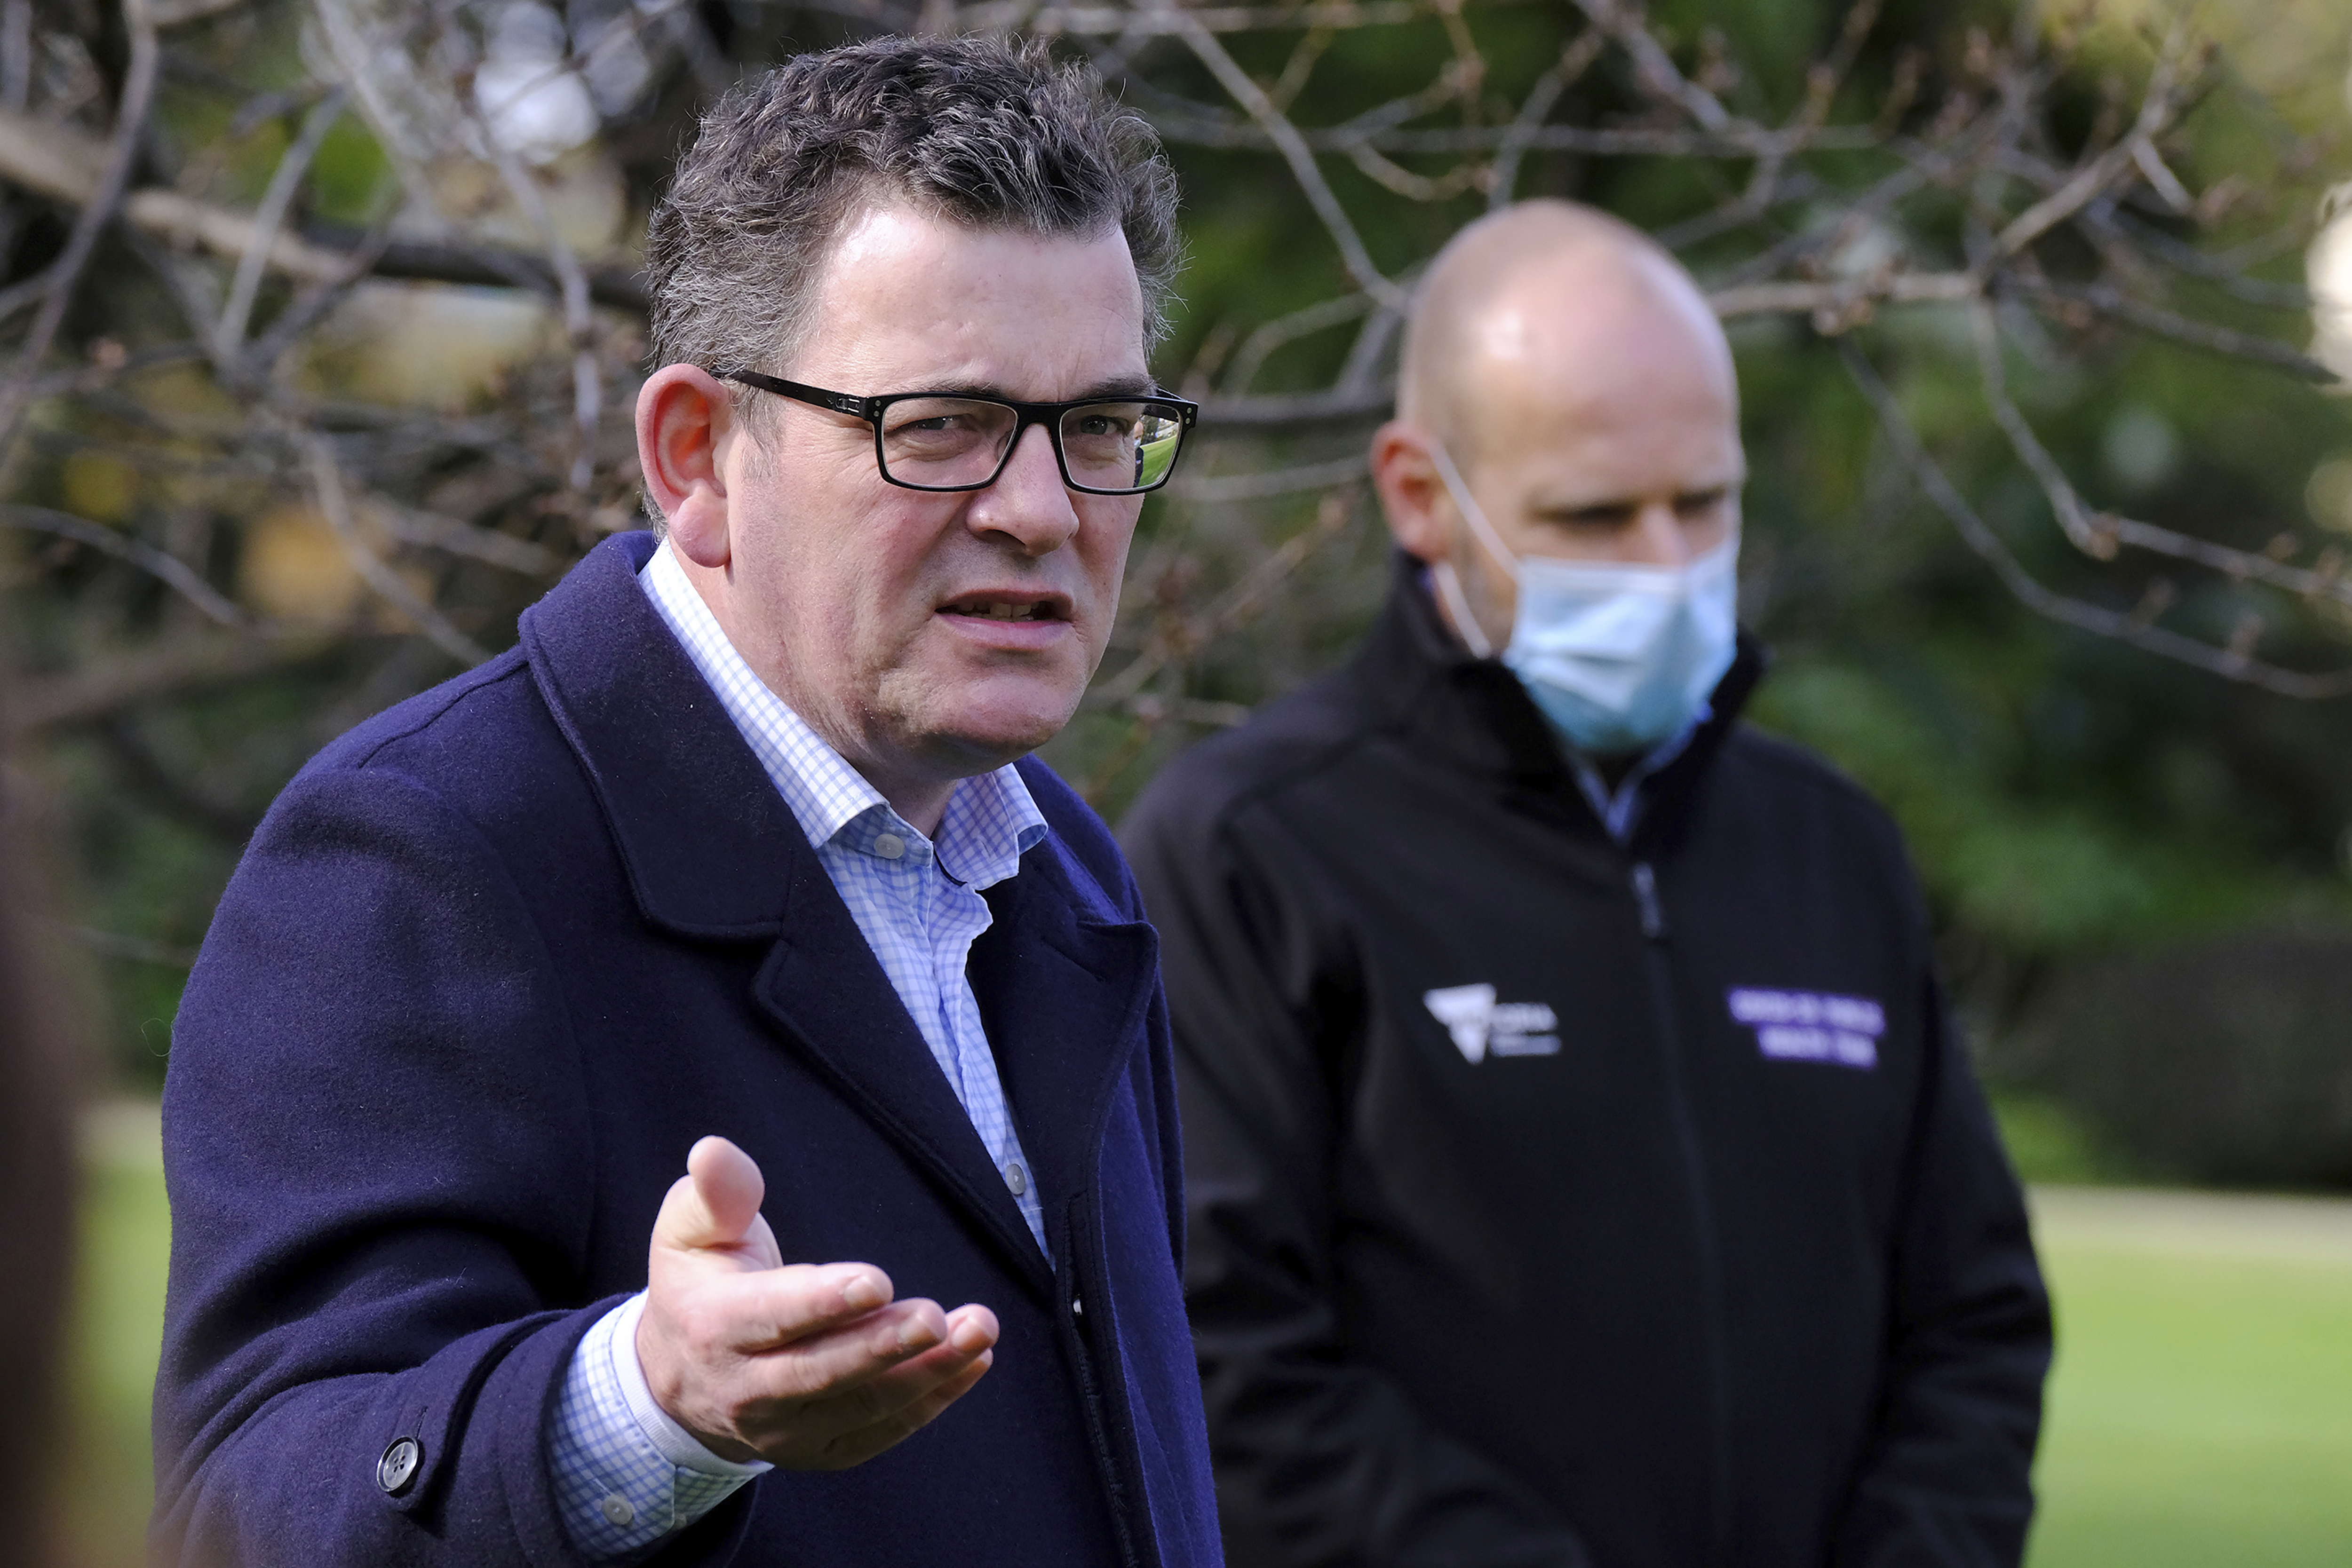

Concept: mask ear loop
[[1427, 440, 1515, 661], [1431, 561, 1495, 659]]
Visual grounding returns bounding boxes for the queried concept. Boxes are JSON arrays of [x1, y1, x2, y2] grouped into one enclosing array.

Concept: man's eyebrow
[[1531, 484, 1742, 522], [927, 376, 1160, 402], [1078, 375, 1160, 400]]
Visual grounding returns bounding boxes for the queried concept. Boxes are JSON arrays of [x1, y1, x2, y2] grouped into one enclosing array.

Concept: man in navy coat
[[153, 37, 1217, 1568]]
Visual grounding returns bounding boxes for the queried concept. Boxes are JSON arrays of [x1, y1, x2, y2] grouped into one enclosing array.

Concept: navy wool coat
[[153, 533, 1221, 1568]]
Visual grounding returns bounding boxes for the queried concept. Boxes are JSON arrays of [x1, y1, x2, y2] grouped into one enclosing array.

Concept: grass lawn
[[2024, 1187, 2352, 1568], [56, 1108, 2352, 1565], [66, 1103, 171, 1568]]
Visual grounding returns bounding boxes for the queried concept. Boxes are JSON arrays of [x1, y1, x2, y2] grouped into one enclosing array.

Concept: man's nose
[[966, 423, 1081, 556], [1631, 500, 1693, 568]]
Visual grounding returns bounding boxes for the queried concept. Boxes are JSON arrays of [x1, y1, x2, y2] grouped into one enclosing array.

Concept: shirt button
[[1004, 1160, 1027, 1196], [874, 832, 906, 860], [600, 1494, 636, 1527], [376, 1436, 421, 1494]]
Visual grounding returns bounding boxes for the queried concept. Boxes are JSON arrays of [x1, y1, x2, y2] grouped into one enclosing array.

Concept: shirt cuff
[[545, 1295, 770, 1561], [611, 1291, 774, 1478]]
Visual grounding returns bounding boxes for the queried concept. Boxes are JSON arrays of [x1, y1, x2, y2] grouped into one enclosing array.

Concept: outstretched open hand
[[635, 1135, 1000, 1468]]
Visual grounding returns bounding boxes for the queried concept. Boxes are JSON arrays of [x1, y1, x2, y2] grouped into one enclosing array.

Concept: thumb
[[652, 1134, 767, 1254]]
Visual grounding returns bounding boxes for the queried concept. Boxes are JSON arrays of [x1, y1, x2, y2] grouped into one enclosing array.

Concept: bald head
[[1398, 200, 1735, 465], [1371, 200, 1745, 651]]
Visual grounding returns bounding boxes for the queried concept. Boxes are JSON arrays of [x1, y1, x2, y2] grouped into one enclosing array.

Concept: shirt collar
[[1411, 562, 1705, 844], [1562, 707, 1708, 846], [638, 542, 1046, 888]]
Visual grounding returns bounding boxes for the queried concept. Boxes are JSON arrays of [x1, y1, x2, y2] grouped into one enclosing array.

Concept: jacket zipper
[[1630, 860, 1736, 1568]]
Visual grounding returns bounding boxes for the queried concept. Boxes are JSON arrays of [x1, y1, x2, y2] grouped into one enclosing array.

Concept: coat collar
[[521, 531, 804, 939], [1351, 551, 1768, 851], [520, 533, 1151, 1297]]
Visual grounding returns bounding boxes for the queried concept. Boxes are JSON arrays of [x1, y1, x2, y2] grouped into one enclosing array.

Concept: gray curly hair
[[645, 34, 1183, 392]]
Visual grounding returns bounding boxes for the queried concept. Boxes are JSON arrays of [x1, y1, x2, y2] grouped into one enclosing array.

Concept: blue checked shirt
[[543, 543, 1052, 1559]]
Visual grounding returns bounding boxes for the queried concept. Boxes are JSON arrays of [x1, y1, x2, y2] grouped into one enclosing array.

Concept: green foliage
[[1993, 1091, 2135, 1185], [310, 116, 400, 226], [1998, 934, 2352, 1188]]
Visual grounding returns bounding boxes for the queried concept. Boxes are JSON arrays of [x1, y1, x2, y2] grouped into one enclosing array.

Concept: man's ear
[[636, 364, 738, 569], [1370, 421, 1453, 565]]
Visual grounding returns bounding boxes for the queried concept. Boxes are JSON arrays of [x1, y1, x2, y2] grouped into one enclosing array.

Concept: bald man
[[1121, 201, 2051, 1568]]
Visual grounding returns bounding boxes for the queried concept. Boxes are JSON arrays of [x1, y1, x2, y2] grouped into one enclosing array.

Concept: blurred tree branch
[[0, 0, 2342, 791]]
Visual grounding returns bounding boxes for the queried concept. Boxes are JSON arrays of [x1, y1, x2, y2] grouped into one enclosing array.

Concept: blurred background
[[1, 0, 2349, 1561]]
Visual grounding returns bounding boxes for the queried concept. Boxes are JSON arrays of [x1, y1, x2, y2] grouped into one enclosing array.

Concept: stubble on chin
[[857, 654, 1077, 781]]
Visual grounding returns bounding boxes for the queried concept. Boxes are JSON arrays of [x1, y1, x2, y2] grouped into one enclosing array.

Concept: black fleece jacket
[[1120, 562, 2050, 1568]]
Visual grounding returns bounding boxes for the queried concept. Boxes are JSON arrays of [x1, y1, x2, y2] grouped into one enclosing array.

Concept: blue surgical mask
[[1429, 442, 1739, 756]]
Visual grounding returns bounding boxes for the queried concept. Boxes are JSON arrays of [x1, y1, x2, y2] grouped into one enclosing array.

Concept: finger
[[666, 1135, 763, 1251], [637, 1264, 906, 1460], [654, 1261, 898, 1362], [732, 1294, 953, 1395], [736, 1331, 995, 1465], [747, 1299, 995, 1390], [942, 1303, 1000, 1356], [801, 1347, 997, 1471]]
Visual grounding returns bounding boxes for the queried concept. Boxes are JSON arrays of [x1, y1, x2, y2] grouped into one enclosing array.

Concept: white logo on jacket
[[1727, 987, 1884, 1069], [1422, 984, 1561, 1063]]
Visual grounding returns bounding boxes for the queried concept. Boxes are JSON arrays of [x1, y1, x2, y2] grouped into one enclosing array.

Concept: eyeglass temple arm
[[718, 370, 875, 420]]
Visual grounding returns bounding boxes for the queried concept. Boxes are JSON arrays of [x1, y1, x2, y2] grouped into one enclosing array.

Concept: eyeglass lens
[[877, 398, 1188, 493]]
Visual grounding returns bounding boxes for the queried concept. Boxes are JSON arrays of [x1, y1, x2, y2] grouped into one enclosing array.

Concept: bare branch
[[5, 628, 342, 736], [1198, 385, 1396, 431], [1488, 30, 1603, 211], [481, 138, 601, 491], [1166, 4, 1410, 310], [300, 433, 492, 668], [0, 106, 645, 307], [1568, 0, 1731, 130], [1969, 301, 2352, 611], [2010, 276, 2340, 383], [1708, 270, 1979, 320], [0, 0, 160, 453], [1842, 339, 2352, 699], [0, 504, 244, 625], [1994, 21, 2194, 258], [1094, 483, 1364, 703], [150, 0, 250, 25], [51, 923, 200, 966], [215, 88, 347, 362], [372, 502, 563, 577], [1222, 292, 1372, 397], [1170, 452, 1370, 502]]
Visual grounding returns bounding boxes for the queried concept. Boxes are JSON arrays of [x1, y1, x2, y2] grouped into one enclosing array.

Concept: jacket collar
[[520, 531, 805, 939], [1351, 551, 1768, 851], [519, 533, 1143, 1296]]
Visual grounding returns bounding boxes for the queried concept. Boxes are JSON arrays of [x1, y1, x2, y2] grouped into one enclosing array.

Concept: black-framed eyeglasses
[[717, 369, 1199, 496]]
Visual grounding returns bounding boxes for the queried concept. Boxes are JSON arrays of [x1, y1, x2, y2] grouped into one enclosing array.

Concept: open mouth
[[940, 594, 1066, 623]]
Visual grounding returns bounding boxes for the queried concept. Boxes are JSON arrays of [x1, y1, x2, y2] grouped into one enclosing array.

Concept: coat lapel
[[970, 847, 1161, 1235], [523, 532, 1057, 1290], [521, 532, 801, 939], [751, 866, 1055, 1292]]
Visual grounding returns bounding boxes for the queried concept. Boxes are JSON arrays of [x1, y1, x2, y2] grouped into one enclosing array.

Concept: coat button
[[377, 1436, 421, 1495], [1004, 1160, 1027, 1196]]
